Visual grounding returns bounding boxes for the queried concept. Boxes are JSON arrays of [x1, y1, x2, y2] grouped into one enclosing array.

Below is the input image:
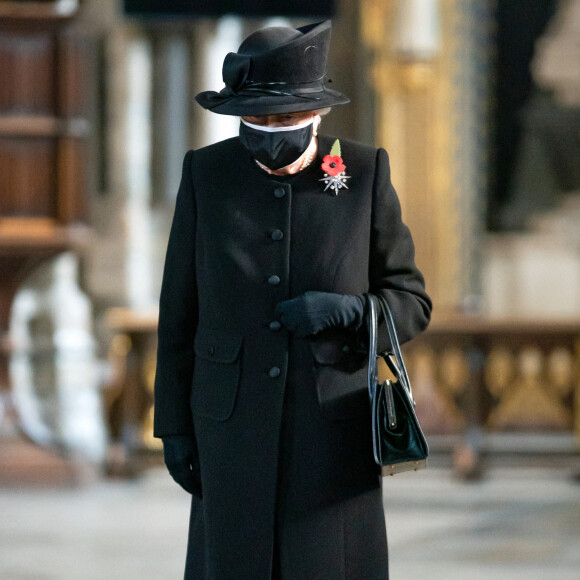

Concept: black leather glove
[[275, 291, 365, 338], [162, 435, 202, 498]]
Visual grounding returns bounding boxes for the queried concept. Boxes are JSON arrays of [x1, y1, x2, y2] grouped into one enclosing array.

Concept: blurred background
[[0, 0, 579, 578]]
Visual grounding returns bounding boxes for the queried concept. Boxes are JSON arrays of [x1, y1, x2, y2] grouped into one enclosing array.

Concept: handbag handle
[[367, 294, 415, 404], [367, 295, 379, 401]]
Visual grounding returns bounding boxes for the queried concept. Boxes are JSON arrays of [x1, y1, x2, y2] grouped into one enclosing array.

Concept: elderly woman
[[154, 21, 431, 580]]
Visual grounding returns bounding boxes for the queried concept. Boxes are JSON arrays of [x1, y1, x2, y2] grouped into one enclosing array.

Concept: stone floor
[[1, 465, 579, 580]]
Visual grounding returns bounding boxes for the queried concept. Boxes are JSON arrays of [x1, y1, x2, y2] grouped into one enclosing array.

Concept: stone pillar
[[87, 17, 157, 309], [151, 30, 191, 205], [10, 253, 107, 464], [192, 16, 243, 149], [360, 0, 493, 313]]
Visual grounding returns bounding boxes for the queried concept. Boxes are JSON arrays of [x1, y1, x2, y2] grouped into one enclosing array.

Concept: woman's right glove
[[162, 435, 202, 498]]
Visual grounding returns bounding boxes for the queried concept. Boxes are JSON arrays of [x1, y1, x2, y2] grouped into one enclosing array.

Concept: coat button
[[268, 275, 281, 286], [269, 321, 281, 331], [269, 366, 281, 378], [208, 346, 215, 356], [342, 345, 351, 353], [271, 229, 284, 241], [273, 187, 286, 198]]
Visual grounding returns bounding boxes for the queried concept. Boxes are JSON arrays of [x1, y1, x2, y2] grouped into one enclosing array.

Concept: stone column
[[191, 16, 243, 149], [360, 0, 493, 313], [10, 253, 107, 464], [87, 19, 156, 310]]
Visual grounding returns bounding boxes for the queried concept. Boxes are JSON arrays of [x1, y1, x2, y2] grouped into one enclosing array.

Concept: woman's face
[[241, 110, 317, 128]]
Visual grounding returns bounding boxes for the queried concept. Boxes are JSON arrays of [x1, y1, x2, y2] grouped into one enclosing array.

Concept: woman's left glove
[[275, 291, 365, 337], [162, 435, 202, 498]]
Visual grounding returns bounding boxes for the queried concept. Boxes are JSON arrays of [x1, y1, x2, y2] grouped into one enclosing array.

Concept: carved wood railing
[[404, 315, 580, 478], [104, 308, 160, 475], [104, 310, 580, 478]]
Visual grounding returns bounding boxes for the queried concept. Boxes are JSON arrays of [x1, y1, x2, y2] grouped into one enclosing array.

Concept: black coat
[[154, 134, 431, 579]]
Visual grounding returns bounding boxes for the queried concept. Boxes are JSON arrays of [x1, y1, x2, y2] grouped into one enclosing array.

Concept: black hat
[[195, 21, 349, 116]]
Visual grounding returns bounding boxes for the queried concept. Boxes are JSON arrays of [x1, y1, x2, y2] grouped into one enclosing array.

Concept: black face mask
[[239, 118, 314, 170]]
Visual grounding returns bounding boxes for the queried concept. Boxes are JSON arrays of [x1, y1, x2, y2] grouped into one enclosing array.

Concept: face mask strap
[[240, 117, 315, 133]]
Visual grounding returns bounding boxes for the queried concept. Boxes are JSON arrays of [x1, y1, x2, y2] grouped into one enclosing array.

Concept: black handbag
[[367, 294, 428, 476]]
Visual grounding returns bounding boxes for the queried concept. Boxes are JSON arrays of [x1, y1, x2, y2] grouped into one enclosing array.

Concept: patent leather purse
[[367, 294, 428, 476]]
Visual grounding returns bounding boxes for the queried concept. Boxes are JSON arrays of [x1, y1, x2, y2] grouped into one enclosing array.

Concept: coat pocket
[[191, 327, 243, 421], [310, 334, 369, 421]]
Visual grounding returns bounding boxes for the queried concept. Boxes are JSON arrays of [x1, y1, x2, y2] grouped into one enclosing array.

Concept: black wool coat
[[154, 134, 432, 580]]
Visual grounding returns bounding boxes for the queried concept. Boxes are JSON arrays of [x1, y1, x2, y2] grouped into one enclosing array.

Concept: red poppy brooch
[[320, 139, 350, 195]]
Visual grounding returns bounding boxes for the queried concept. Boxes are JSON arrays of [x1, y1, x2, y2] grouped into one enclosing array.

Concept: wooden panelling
[[58, 33, 88, 119], [0, 217, 57, 240], [0, 1, 86, 485], [0, 32, 56, 115], [0, 115, 60, 136], [0, 137, 57, 217], [0, 1, 78, 21], [57, 137, 86, 222]]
